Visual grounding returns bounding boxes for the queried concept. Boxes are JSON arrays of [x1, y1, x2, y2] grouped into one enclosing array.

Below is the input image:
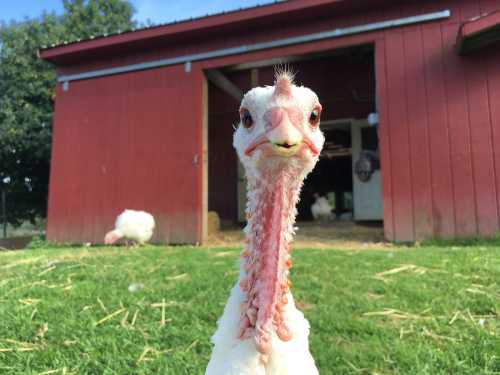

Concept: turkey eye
[[240, 108, 253, 129], [309, 108, 321, 127]]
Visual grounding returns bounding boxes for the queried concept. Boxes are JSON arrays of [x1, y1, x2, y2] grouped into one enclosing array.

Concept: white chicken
[[104, 209, 155, 245], [311, 193, 332, 221]]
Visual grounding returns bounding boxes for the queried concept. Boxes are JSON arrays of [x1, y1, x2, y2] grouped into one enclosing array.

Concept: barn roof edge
[[39, 0, 340, 62]]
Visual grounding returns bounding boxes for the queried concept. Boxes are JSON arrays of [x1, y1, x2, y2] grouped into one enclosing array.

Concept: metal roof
[[39, 1, 284, 50], [41, 0, 385, 63]]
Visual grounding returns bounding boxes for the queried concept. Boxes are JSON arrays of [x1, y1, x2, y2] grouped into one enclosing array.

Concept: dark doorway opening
[[206, 44, 382, 231]]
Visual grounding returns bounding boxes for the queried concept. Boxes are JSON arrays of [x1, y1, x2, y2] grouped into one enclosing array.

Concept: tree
[[0, 1, 135, 227], [62, 0, 135, 40], [0, 14, 61, 227]]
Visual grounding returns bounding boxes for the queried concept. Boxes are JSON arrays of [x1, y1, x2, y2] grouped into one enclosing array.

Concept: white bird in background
[[311, 193, 332, 221], [104, 209, 155, 246]]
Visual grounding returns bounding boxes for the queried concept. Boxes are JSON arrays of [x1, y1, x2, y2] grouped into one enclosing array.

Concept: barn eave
[[458, 10, 500, 54], [38, 0, 431, 65]]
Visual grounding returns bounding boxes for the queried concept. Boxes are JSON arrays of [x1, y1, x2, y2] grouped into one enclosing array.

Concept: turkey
[[311, 193, 332, 221], [206, 69, 324, 374], [104, 209, 155, 246]]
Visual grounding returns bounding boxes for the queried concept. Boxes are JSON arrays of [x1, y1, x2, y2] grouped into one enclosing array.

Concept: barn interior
[[207, 44, 381, 230]]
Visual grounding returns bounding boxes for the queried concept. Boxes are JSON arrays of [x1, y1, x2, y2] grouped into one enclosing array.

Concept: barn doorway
[[206, 44, 383, 240]]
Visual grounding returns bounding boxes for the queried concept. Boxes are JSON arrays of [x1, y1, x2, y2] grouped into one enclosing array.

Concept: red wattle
[[238, 170, 301, 354]]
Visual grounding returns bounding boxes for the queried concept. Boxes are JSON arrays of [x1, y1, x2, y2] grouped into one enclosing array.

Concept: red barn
[[40, 0, 500, 243]]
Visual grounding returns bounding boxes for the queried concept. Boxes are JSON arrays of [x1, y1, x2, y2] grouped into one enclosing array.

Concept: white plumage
[[207, 283, 318, 375], [104, 209, 155, 245], [311, 194, 332, 221]]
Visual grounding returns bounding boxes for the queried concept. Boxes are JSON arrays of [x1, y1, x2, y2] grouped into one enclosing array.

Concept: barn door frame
[[200, 74, 209, 244], [200, 37, 391, 241]]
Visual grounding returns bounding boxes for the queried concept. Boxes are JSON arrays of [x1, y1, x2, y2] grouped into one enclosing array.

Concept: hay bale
[[207, 211, 220, 235]]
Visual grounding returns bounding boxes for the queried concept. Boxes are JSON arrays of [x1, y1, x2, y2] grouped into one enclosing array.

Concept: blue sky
[[0, 0, 275, 25]]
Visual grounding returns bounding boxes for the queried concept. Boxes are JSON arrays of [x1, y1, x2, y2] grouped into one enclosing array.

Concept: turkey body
[[104, 209, 155, 245], [311, 196, 332, 221]]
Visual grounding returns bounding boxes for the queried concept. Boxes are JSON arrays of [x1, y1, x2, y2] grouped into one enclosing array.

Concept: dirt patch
[[207, 221, 391, 250], [0, 223, 390, 251]]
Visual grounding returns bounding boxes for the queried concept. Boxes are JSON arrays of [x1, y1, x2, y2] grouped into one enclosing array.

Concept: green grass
[[0, 243, 499, 374]]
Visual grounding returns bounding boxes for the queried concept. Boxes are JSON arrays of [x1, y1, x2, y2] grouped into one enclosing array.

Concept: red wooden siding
[[442, 23, 478, 237], [47, 65, 204, 244], [375, 0, 500, 240], [44, 0, 500, 243], [384, 30, 415, 241], [375, 40, 394, 241], [486, 47, 500, 232], [403, 24, 434, 239], [358, 0, 500, 241], [424, 24, 456, 238]]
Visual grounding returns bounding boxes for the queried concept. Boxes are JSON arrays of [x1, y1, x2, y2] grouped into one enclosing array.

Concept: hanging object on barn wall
[[367, 112, 379, 126], [355, 150, 380, 182]]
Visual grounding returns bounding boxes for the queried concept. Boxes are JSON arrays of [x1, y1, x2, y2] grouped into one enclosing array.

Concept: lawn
[[0, 242, 499, 374]]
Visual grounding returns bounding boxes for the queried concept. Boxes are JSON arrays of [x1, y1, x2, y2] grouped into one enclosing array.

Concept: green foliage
[[25, 235, 49, 249], [0, 1, 135, 226], [61, 0, 135, 40], [27, 235, 84, 250], [0, 245, 498, 373], [0, 14, 61, 225]]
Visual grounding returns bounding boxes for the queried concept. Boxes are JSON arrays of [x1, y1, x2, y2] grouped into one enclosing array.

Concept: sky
[[0, 0, 276, 25]]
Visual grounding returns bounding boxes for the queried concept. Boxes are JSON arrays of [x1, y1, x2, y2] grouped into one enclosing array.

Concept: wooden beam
[[205, 69, 243, 101], [457, 10, 500, 54], [250, 68, 259, 87]]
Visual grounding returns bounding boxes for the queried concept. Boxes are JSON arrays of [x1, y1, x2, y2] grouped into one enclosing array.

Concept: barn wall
[[377, 0, 500, 241], [47, 0, 500, 242], [47, 65, 205, 244]]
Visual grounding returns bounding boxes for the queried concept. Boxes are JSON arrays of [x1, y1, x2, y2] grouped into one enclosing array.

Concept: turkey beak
[[266, 118, 303, 157], [244, 108, 305, 157]]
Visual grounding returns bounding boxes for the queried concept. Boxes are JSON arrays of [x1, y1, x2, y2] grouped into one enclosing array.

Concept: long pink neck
[[238, 164, 304, 357]]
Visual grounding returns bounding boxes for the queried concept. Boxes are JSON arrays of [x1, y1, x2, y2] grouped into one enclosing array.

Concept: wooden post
[[250, 68, 259, 87]]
